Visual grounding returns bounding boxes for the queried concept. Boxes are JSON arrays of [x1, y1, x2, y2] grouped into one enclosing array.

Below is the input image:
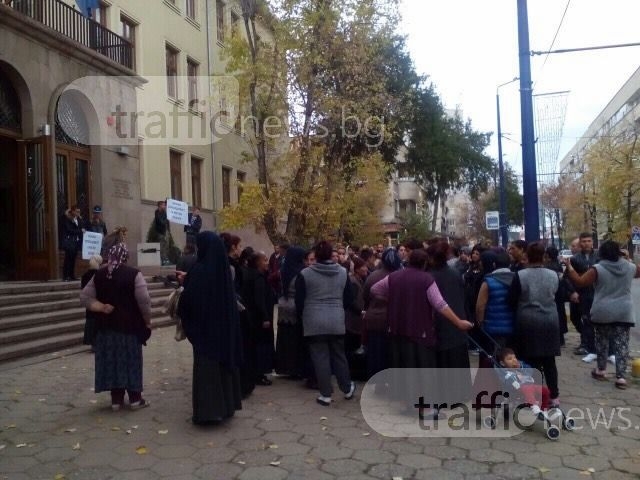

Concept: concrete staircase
[[0, 278, 176, 363]]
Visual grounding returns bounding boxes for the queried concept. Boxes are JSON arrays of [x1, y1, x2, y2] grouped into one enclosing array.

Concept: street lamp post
[[496, 77, 519, 248]]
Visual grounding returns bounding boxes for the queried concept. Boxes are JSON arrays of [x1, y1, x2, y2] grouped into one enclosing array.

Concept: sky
[[399, 0, 640, 178]]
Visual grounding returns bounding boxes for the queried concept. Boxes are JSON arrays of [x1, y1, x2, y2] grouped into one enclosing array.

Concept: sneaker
[[316, 396, 332, 406], [608, 355, 616, 364], [130, 399, 150, 410], [573, 346, 588, 355], [550, 397, 560, 408], [582, 353, 597, 363], [344, 382, 356, 400]]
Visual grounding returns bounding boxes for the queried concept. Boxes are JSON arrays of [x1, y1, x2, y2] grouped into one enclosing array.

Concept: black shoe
[[573, 346, 588, 355]]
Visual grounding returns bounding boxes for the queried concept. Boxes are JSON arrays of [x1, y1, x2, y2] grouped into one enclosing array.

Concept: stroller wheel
[[563, 417, 576, 431], [483, 416, 497, 430], [546, 425, 560, 440]]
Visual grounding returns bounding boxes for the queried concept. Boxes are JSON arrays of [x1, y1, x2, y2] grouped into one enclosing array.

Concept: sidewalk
[[1, 326, 639, 480]]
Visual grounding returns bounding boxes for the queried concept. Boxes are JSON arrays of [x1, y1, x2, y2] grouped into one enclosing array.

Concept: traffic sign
[[486, 211, 499, 231], [632, 225, 640, 234], [632, 232, 640, 245]]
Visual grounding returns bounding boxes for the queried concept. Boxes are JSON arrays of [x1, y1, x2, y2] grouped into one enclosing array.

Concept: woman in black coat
[[81, 255, 103, 349], [241, 252, 275, 386]]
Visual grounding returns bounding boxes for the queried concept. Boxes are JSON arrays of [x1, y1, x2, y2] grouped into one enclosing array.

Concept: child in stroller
[[496, 347, 550, 416]]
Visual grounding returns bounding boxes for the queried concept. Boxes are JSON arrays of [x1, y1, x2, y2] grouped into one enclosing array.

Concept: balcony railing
[[6, 0, 133, 70]]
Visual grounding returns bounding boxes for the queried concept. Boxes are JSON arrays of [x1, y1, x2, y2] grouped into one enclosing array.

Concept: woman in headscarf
[[275, 246, 307, 378], [362, 247, 402, 379], [177, 231, 243, 424], [80, 244, 152, 411]]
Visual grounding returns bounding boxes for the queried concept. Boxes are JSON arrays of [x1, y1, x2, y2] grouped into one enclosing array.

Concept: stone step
[[0, 318, 175, 363], [0, 278, 169, 297], [0, 301, 168, 332], [0, 286, 173, 311]]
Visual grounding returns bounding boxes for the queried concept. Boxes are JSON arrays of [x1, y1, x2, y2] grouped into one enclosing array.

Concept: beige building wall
[[88, 0, 215, 247]]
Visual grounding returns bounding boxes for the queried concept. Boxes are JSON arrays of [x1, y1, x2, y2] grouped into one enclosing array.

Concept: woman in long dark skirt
[[275, 246, 307, 378], [177, 232, 243, 425], [426, 241, 472, 406], [242, 251, 275, 386], [81, 255, 102, 350], [362, 248, 402, 379]]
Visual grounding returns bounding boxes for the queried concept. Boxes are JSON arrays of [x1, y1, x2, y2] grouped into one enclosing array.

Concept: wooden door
[[15, 136, 53, 280]]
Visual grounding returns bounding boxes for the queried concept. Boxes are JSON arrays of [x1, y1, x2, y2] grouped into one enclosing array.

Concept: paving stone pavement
[[1, 327, 639, 480]]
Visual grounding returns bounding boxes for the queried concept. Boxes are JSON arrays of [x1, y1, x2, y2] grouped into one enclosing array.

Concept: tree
[[482, 164, 523, 227], [405, 84, 495, 233], [223, 0, 420, 244], [398, 211, 433, 243]]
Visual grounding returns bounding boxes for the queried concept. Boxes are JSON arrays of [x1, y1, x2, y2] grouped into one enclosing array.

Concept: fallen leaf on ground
[[362, 432, 370, 436], [320, 416, 328, 421], [579, 471, 592, 476], [305, 457, 316, 464], [89, 400, 97, 404], [38, 398, 46, 402], [539, 467, 550, 473], [158, 430, 168, 435], [587, 468, 596, 473], [270, 461, 281, 466], [392, 477, 403, 480], [54, 474, 65, 480], [126, 430, 132, 435], [0, 445, 5, 451], [269, 444, 279, 449], [72, 443, 80, 451], [16, 443, 27, 448], [64, 428, 76, 433], [135, 446, 148, 455], [5, 424, 16, 429], [14, 390, 21, 394], [131, 425, 138, 429], [237, 460, 246, 465], [321, 426, 328, 431]]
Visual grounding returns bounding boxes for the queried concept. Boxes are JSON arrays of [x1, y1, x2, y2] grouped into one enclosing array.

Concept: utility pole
[[517, 0, 540, 242], [496, 77, 518, 248]]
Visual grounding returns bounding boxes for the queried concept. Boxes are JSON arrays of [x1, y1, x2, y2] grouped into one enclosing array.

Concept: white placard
[[166, 198, 189, 225], [82, 232, 103, 260], [485, 211, 499, 231]]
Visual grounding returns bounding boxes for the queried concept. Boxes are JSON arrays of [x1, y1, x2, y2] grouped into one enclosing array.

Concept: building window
[[120, 14, 136, 70], [187, 59, 199, 110], [92, 2, 108, 27], [166, 45, 179, 99], [236, 171, 246, 201], [216, 0, 225, 43], [186, 0, 196, 20], [191, 156, 202, 208], [170, 150, 183, 200], [222, 166, 231, 206], [231, 11, 240, 37]]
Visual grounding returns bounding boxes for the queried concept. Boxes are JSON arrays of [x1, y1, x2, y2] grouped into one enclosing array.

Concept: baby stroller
[[469, 331, 575, 440]]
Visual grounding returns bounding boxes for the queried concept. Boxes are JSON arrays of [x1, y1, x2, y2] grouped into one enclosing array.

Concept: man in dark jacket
[[154, 201, 170, 265], [86, 205, 108, 235], [184, 206, 202, 246], [570, 232, 599, 361]]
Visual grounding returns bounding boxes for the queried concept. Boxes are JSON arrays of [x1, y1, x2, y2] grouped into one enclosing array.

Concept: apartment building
[[559, 65, 640, 174]]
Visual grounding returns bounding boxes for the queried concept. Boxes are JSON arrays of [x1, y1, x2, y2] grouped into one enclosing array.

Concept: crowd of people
[[79, 229, 639, 424]]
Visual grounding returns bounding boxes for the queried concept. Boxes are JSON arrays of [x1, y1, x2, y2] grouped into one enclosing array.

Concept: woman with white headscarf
[[81, 243, 152, 411]]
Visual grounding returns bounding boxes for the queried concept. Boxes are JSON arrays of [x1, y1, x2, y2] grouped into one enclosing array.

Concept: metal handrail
[[6, 0, 134, 69]]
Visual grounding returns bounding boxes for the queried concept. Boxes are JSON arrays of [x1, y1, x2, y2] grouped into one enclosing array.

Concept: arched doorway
[[0, 70, 21, 280]]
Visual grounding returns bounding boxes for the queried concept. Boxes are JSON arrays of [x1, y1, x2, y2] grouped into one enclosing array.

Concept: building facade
[[0, 0, 275, 281]]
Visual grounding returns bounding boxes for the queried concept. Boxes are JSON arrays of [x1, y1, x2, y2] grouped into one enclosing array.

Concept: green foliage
[[399, 212, 433, 243], [406, 84, 495, 203], [145, 223, 181, 265]]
